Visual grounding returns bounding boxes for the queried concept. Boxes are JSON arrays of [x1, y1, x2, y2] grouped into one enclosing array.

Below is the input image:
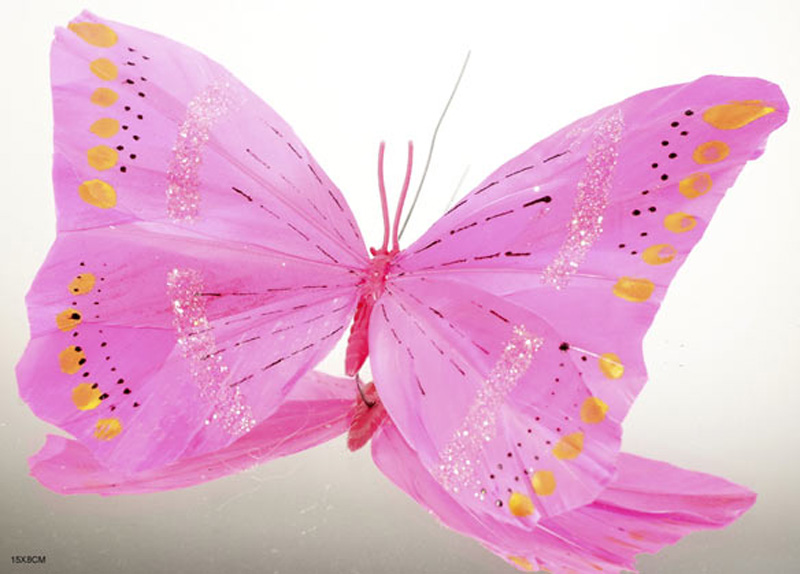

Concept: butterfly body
[[17, 11, 789, 574]]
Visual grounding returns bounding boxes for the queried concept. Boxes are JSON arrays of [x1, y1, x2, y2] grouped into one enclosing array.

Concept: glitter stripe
[[541, 109, 624, 288], [167, 268, 256, 436], [167, 83, 239, 221], [435, 326, 543, 492]]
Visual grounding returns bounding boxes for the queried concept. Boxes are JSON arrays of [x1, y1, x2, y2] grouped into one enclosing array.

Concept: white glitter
[[542, 109, 624, 288], [435, 326, 543, 492], [167, 83, 240, 221], [167, 268, 256, 436]]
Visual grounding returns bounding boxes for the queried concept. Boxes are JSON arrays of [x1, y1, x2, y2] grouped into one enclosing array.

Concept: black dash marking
[[415, 239, 442, 254], [523, 195, 552, 208], [290, 343, 314, 357], [287, 142, 302, 159], [406, 347, 415, 360], [415, 374, 426, 396], [307, 163, 323, 184], [235, 336, 261, 347], [473, 341, 490, 355], [442, 258, 467, 267], [302, 284, 328, 290], [327, 189, 344, 212], [230, 374, 254, 387], [486, 209, 514, 221], [321, 325, 344, 340], [505, 251, 531, 257], [287, 222, 310, 241], [474, 252, 501, 260], [429, 306, 444, 319], [331, 303, 350, 313], [390, 328, 401, 344], [450, 359, 466, 376], [413, 320, 427, 335], [303, 314, 325, 325], [489, 309, 509, 323], [246, 148, 271, 169], [263, 357, 285, 370], [267, 123, 283, 138], [266, 287, 292, 292], [475, 181, 499, 195], [445, 199, 467, 215], [431, 339, 445, 355], [543, 150, 569, 163], [450, 221, 477, 235], [272, 325, 294, 334], [505, 165, 535, 178], [259, 204, 281, 219], [381, 304, 390, 323], [292, 304, 308, 310], [316, 245, 339, 263]]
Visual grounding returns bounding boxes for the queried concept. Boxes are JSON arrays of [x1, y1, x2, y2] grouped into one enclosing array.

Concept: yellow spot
[[78, 179, 117, 209], [508, 556, 534, 571], [68, 22, 118, 48], [641, 243, 677, 265], [612, 277, 655, 303], [90, 118, 119, 139], [55, 308, 82, 331], [693, 141, 730, 165], [703, 101, 775, 130], [58, 346, 86, 375], [628, 530, 648, 541], [89, 57, 118, 81], [71, 383, 101, 410], [553, 432, 584, 460], [508, 491, 535, 517], [678, 172, 713, 199], [580, 397, 609, 424], [87, 145, 118, 171], [90, 87, 118, 108], [94, 418, 123, 440], [532, 470, 556, 496], [664, 212, 697, 233], [68, 273, 96, 295], [599, 353, 624, 379]]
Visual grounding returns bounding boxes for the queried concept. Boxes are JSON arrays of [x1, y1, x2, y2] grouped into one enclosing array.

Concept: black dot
[[110, 405, 116, 411], [535, 415, 541, 421], [99, 393, 109, 400], [117, 378, 124, 385], [631, 250, 638, 255], [133, 135, 140, 141], [506, 452, 513, 458], [70, 312, 81, 320], [671, 121, 679, 127], [130, 154, 137, 160], [127, 47, 135, 52], [516, 442, 522, 447], [137, 92, 145, 98], [581, 355, 587, 361], [75, 346, 82, 352], [661, 174, 669, 181], [651, 163, 658, 168], [137, 114, 144, 120], [101, 342, 107, 347], [685, 110, 694, 116], [120, 166, 127, 173], [140, 77, 148, 82], [91, 383, 98, 389], [126, 61, 135, 66], [495, 500, 503, 507], [680, 131, 688, 136], [618, 243, 625, 248], [489, 474, 495, 479], [640, 232, 648, 237], [116, 145, 124, 151], [641, 190, 650, 195], [133, 402, 140, 408], [632, 209, 641, 216], [527, 428, 532, 433], [142, 55, 150, 60], [123, 388, 132, 395], [124, 106, 131, 111], [556, 427, 562, 432], [122, 125, 129, 130], [669, 153, 677, 159], [649, 206, 657, 212], [497, 463, 503, 470], [125, 79, 134, 85], [514, 476, 520, 481], [661, 140, 669, 146], [559, 342, 570, 351], [72, 332, 79, 338]]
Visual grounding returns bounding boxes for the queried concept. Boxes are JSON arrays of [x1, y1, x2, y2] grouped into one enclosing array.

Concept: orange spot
[[642, 243, 677, 265], [508, 556, 534, 571], [599, 353, 624, 379], [612, 277, 655, 303], [532, 470, 556, 496], [508, 492, 535, 517], [58, 346, 86, 375], [664, 212, 697, 233], [71, 383, 101, 410], [78, 179, 116, 208], [703, 101, 775, 130], [580, 397, 609, 424], [553, 432, 584, 460], [56, 308, 82, 331], [68, 22, 118, 47], [90, 87, 118, 108], [87, 145, 118, 170], [68, 273, 96, 295], [679, 172, 713, 199], [90, 57, 118, 81], [693, 141, 730, 165], [90, 118, 119, 139], [94, 418, 123, 440]]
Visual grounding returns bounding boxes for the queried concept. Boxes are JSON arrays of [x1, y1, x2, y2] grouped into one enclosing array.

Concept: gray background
[[2, 1, 798, 573]]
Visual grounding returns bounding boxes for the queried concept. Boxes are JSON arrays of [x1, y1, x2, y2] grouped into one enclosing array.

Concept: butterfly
[[17, 11, 788, 573]]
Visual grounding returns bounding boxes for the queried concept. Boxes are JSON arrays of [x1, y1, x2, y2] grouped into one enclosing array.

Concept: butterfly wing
[[29, 371, 355, 495], [394, 75, 787, 422], [372, 423, 755, 573], [17, 12, 366, 476]]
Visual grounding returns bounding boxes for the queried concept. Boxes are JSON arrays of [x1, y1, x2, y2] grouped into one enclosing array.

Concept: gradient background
[[2, 1, 798, 572]]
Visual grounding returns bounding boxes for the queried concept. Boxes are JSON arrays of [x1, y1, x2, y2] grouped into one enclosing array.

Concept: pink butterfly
[[17, 11, 788, 574]]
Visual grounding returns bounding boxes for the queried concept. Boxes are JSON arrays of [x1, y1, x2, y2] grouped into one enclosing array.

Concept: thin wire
[[377, 141, 390, 251], [398, 50, 471, 240], [445, 164, 471, 211], [391, 141, 414, 252]]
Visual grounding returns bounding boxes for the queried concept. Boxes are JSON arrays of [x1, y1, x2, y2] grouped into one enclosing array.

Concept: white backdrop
[[1, 1, 798, 573]]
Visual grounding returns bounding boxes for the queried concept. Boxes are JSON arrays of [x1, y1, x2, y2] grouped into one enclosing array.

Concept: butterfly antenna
[[377, 141, 391, 252], [391, 141, 414, 252], [355, 374, 376, 408], [398, 50, 471, 240]]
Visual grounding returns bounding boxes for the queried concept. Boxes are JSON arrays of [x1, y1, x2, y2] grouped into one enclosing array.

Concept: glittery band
[[167, 268, 256, 436], [541, 109, 624, 288], [167, 83, 238, 221], [435, 326, 543, 492]]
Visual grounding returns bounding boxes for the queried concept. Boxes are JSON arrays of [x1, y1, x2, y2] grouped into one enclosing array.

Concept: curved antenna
[[355, 374, 376, 408], [377, 141, 390, 252], [398, 50, 471, 240], [391, 141, 414, 252]]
